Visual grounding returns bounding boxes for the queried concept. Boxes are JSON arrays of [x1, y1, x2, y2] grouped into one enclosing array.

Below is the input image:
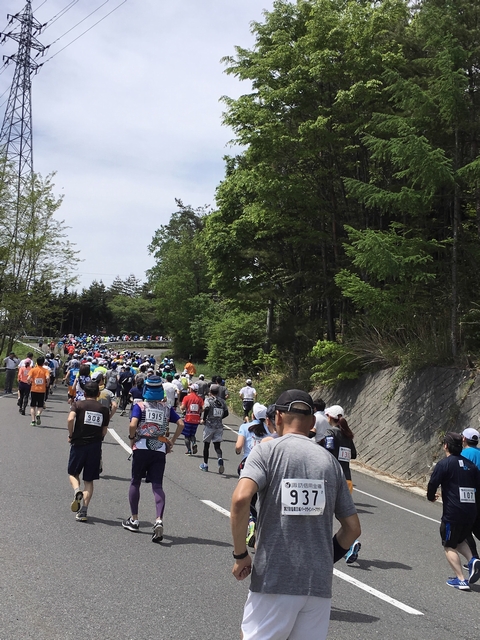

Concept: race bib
[[213, 407, 223, 418], [84, 411, 103, 426], [190, 403, 199, 412], [146, 408, 163, 424], [459, 487, 476, 503], [338, 447, 351, 462], [281, 479, 325, 516], [35, 378, 44, 386]]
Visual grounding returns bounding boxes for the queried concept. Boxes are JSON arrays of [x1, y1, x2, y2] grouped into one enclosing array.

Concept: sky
[[0, 0, 273, 290]]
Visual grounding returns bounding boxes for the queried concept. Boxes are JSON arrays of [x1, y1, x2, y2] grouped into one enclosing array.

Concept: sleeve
[[131, 403, 143, 420], [351, 440, 357, 460], [241, 443, 268, 491], [169, 407, 181, 423], [102, 407, 110, 428], [427, 463, 443, 501]]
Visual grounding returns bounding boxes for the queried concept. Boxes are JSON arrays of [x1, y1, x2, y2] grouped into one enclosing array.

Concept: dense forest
[[3, 0, 480, 386]]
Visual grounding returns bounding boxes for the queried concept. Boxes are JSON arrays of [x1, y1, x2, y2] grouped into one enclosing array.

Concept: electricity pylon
[[0, 0, 46, 279]]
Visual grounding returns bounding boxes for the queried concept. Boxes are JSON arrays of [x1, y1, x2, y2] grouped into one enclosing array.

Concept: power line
[[48, 0, 114, 46], [43, 0, 127, 64], [42, 0, 80, 32]]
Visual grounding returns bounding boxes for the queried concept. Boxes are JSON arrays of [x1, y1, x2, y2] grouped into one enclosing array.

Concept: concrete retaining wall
[[314, 367, 480, 486]]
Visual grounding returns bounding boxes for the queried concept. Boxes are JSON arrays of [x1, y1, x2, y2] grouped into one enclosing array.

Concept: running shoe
[[192, 443, 198, 455], [70, 488, 83, 512], [446, 577, 470, 590], [199, 463, 208, 472], [468, 557, 480, 585], [76, 507, 88, 522], [218, 458, 225, 474], [30, 420, 36, 426], [122, 517, 140, 532], [246, 520, 256, 548], [184, 450, 192, 455], [35, 414, 41, 426], [345, 540, 361, 564], [152, 519, 164, 543]]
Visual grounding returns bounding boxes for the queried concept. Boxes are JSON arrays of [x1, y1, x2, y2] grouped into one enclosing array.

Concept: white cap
[[325, 405, 344, 420]]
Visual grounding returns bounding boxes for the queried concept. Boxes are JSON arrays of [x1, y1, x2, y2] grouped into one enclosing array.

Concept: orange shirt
[[28, 366, 49, 393]]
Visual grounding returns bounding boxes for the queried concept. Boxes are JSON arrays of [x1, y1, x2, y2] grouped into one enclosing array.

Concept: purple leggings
[[129, 449, 166, 519], [129, 479, 165, 519]]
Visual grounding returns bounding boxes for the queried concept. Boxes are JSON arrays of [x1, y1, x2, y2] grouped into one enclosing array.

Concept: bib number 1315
[[281, 479, 325, 516]]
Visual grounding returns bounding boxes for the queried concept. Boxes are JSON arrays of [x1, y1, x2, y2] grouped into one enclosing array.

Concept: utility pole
[[0, 0, 46, 280]]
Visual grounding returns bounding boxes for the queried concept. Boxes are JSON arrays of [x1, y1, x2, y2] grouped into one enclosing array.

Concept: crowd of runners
[[4, 334, 480, 638]]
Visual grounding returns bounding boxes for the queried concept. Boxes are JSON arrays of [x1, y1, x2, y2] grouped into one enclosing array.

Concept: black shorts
[[30, 391, 45, 408], [243, 400, 254, 416], [440, 521, 474, 548], [131, 449, 166, 484], [68, 441, 102, 482]]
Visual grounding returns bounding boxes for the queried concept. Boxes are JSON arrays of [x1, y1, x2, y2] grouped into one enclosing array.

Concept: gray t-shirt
[[203, 396, 228, 429], [242, 433, 357, 598]]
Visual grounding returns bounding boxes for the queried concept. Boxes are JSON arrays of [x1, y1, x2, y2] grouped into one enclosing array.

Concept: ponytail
[[248, 418, 267, 438], [338, 417, 354, 440]]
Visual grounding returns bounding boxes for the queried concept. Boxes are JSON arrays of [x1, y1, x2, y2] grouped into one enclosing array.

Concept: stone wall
[[314, 366, 479, 486]]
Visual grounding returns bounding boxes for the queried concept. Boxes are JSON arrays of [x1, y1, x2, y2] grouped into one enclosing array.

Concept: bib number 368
[[281, 479, 325, 516]]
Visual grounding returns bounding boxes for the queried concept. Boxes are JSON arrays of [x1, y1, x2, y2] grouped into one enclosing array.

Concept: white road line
[[107, 427, 132, 455], [333, 569, 423, 616], [201, 499, 424, 616], [353, 488, 440, 524], [200, 499, 231, 517]]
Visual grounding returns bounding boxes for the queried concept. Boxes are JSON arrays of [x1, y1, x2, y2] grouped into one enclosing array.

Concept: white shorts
[[241, 591, 331, 640]]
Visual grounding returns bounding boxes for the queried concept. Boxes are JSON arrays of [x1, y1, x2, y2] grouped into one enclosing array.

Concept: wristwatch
[[128, 435, 135, 440], [232, 550, 249, 560]]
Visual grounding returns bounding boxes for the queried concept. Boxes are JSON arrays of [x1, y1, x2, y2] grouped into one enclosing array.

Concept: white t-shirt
[[163, 381, 177, 407], [240, 386, 256, 401]]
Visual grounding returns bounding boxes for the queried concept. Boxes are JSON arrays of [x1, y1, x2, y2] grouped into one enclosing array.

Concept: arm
[[230, 477, 258, 580], [128, 416, 139, 441], [167, 418, 185, 452], [334, 513, 361, 555], [235, 434, 245, 455], [67, 411, 76, 440]]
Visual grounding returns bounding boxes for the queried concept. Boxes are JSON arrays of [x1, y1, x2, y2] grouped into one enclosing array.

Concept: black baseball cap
[[275, 390, 314, 415]]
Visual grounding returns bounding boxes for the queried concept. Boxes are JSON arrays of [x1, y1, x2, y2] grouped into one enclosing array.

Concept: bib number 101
[[281, 479, 325, 516]]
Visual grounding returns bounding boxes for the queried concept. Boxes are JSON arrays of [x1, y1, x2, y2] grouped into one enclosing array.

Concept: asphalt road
[[1, 388, 479, 640]]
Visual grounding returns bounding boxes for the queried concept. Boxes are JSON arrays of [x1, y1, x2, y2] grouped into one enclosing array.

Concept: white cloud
[[0, 0, 271, 288]]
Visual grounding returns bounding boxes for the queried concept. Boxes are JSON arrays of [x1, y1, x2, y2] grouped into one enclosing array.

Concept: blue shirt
[[238, 420, 270, 458], [462, 446, 480, 469]]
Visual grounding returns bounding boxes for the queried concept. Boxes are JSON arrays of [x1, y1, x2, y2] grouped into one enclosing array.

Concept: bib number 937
[[281, 479, 325, 516]]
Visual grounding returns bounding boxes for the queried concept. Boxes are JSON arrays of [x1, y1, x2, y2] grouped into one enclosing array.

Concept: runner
[[122, 376, 185, 543], [67, 381, 110, 522], [180, 383, 204, 456], [235, 403, 271, 548], [27, 356, 49, 426], [230, 389, 360, 640], [199, 384, 229, 473], [17, 358, 32, 415], [324, 405, 361, 564], [239, 379, 256, 423], [427, 432, 480, 590]]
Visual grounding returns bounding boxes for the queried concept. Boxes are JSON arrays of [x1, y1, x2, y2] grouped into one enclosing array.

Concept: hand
[[166, 439, 174, 453], [232, 555, 252, 581]]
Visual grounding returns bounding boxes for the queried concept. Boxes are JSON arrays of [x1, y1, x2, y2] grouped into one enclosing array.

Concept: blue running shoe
[[468, 557, 480, 585], [446, 577, 470, 590], [345, 540, 361, 564], [199, 463, 208, 472]]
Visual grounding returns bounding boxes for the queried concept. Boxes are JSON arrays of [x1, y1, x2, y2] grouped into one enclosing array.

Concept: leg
[[83, 480, 94, 507], [128, 477, 142, 520], [445, 547, 466, 580], [151, 482, 166, 520], [184, 437, 191, 453], [213, 442, 223, 460], [203, 442, 210, 465]]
